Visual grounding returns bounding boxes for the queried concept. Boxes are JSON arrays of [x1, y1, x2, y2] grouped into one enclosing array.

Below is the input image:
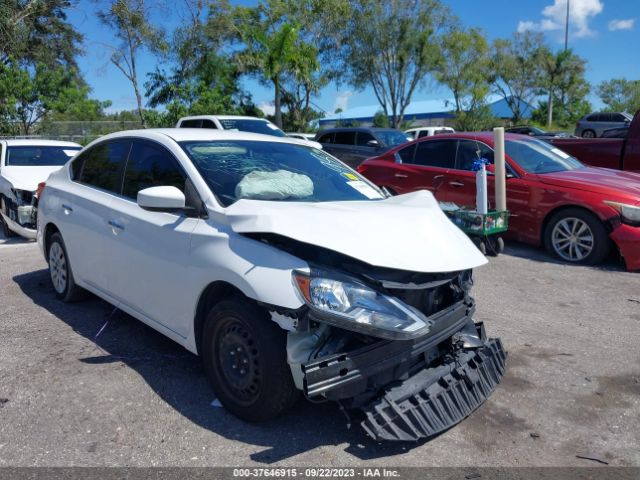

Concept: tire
[[202, 297, 300, 422], [581, 129, 596, 138], [544, 208, 610, 265], [48, 232, 85, 302], [1, 215, 15, 238]]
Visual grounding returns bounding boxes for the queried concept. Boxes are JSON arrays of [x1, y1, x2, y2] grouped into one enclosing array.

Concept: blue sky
[[68, 0, 640, 115]]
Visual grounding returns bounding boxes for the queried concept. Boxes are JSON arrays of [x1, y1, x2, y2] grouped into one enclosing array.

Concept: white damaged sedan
[[0, 139, 81, 238], [36, 129, 506, 441]]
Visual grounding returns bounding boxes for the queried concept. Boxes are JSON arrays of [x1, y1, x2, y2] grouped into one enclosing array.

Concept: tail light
[[36, 182, 46, 199]]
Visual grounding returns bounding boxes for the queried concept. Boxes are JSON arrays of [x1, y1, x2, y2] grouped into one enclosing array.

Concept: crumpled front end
[[0, 188, 38, 239], [265, 240, 506, 441]]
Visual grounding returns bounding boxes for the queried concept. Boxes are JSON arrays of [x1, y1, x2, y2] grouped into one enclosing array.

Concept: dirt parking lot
[[0, 233, 639, 467]]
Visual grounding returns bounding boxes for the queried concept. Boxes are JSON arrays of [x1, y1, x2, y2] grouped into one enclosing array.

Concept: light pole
[[564, 0, 570, 51]]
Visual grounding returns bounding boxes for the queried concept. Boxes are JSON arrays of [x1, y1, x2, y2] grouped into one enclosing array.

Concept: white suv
[[176, 115, 322, 149], [37, 129, 505, 441]]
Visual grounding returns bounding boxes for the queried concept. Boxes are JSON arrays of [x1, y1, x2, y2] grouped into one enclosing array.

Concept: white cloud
[[333, 91, 352, 113], [518, 0, 603, 39], [608, 18, 635, 31], [258, 102, 275, 116]]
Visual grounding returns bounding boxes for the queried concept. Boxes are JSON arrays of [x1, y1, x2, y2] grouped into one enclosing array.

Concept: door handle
[[394, 173, 408, 178], [433, 175, 445, 180], [61, 204, 73, 213], [449, 181, 465, 187], [108, 220, 124, 231]]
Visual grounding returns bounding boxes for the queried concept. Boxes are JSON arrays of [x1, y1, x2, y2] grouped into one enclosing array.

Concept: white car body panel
[[225, 190, 486, 273], [405, 127, 455, 140], [37, 129, 484, 355]]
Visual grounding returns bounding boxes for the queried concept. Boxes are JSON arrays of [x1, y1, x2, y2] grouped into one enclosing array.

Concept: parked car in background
[[286, 132, 316, 142], [0, 139, 81, 239], [315, 127, 410, 168], [36, 128, 505, 441], [405, 126, 455, 140], [550, 110, 639, 172], [506, 126, 574, 140], [176, 115, 322, 149], [574, 112, 632, 138], [357, 132, 640, 270], [601, 126, 629, 139]]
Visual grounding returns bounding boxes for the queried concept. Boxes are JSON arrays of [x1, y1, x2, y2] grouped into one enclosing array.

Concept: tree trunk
[[274, 77, 282, 128], [547, 90, 553, 128]]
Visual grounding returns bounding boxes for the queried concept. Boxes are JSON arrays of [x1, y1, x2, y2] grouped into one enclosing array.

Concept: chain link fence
[[1, 121, 145, 145]]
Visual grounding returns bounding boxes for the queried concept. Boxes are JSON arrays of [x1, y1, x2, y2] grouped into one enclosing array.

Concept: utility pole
[[564, 0, 570, 51]]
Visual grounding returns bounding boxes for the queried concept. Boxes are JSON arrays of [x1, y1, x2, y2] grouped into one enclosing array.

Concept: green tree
[[435, 27, 493, 131], [98, 0, 167, 127], [145, 0, 258, 126], [0, 0, 82, 68], [491, 31, 546, 124], [372, 110, 390, 128], [539, 49, 590, 127], [597, 79, 640, 114], [338, 0, 454, 128], [0, 60, 79, 134]]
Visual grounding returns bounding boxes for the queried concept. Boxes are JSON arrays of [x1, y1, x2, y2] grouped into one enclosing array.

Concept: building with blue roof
[[319, 96, 534, 128]]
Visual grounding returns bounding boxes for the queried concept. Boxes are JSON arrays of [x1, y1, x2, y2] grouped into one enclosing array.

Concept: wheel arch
[[193, 281, 248, 356], [540, 204, 611, 244], [43, 222, 61, 261]]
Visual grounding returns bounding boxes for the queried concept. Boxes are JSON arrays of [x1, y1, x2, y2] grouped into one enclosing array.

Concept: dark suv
[[315, 127, 410, 168]]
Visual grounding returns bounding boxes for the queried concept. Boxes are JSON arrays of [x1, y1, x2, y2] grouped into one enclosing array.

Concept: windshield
[[506, 139, 584, 174], [218, 119, 287, 138], [180, 140, 384, 206], [376, 130, 411, 147], [5, 146, 80, 166]]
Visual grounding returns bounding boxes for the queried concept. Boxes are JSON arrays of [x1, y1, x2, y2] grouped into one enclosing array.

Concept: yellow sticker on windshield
[[342, 173, 359, 181]]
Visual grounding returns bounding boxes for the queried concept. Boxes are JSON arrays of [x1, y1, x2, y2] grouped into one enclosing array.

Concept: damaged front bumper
[[1, 189, 38, 239], [300, 303, 506, 441]]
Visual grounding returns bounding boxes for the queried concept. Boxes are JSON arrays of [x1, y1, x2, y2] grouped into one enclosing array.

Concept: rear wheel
[[581, 129, 596, 138], [544, 208, 610, 265], [48, 232, 85, 302], [202, 297, 299, 422]]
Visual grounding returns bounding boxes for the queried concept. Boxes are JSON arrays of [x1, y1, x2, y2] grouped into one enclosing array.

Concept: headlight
[[604, 201, 640, 226], [292, 270, 430, 340]]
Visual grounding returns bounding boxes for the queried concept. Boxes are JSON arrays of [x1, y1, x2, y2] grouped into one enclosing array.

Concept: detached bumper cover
[[610, 223, 640, 271], [361, 338, 506, 442]]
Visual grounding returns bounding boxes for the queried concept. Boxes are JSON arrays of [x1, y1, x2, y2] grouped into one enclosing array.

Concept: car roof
[[89, 128, 304, 145], [180, 115, 269, 121], [404, 131, 529, 145], [319, 127, 402, 133], [1, 139, 82, 147]]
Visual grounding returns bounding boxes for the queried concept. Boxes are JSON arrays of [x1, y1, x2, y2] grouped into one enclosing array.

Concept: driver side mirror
[[366, 139, 380, 148], [137, 186, 185, 212]]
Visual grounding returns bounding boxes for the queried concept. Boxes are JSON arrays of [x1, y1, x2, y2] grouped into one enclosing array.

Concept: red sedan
[[357, 132, 640, 270]]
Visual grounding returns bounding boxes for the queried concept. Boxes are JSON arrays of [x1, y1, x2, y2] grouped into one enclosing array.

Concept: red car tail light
[[36, 182, 46, 199]]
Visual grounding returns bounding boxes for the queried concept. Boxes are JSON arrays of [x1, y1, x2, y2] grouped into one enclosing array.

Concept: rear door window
[[74, 141, 131, 193], [179, 119, 202, 128], [333, 131, 356, 145], [413, 140, 456, 168], [455, 140, 495, 171], [317, 133, 334, 144], [201, 119, 217, 129], [122, 141, 188, 200], [356, 131, 376, 146]]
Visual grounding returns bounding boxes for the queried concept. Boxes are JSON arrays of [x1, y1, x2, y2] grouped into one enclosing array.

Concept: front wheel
[[202, 298, 299, 422], [544, 209, 610, 265], [581, 129, 596, 138]]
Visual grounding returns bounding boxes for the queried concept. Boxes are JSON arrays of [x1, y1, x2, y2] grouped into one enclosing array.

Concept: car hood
[[0, 166, 64, 191], [225, 190, 487, 273], [537, 167, 640, 197]]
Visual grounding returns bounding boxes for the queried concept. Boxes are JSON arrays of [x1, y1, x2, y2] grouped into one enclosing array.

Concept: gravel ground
[[0, 232, 639, 467]]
